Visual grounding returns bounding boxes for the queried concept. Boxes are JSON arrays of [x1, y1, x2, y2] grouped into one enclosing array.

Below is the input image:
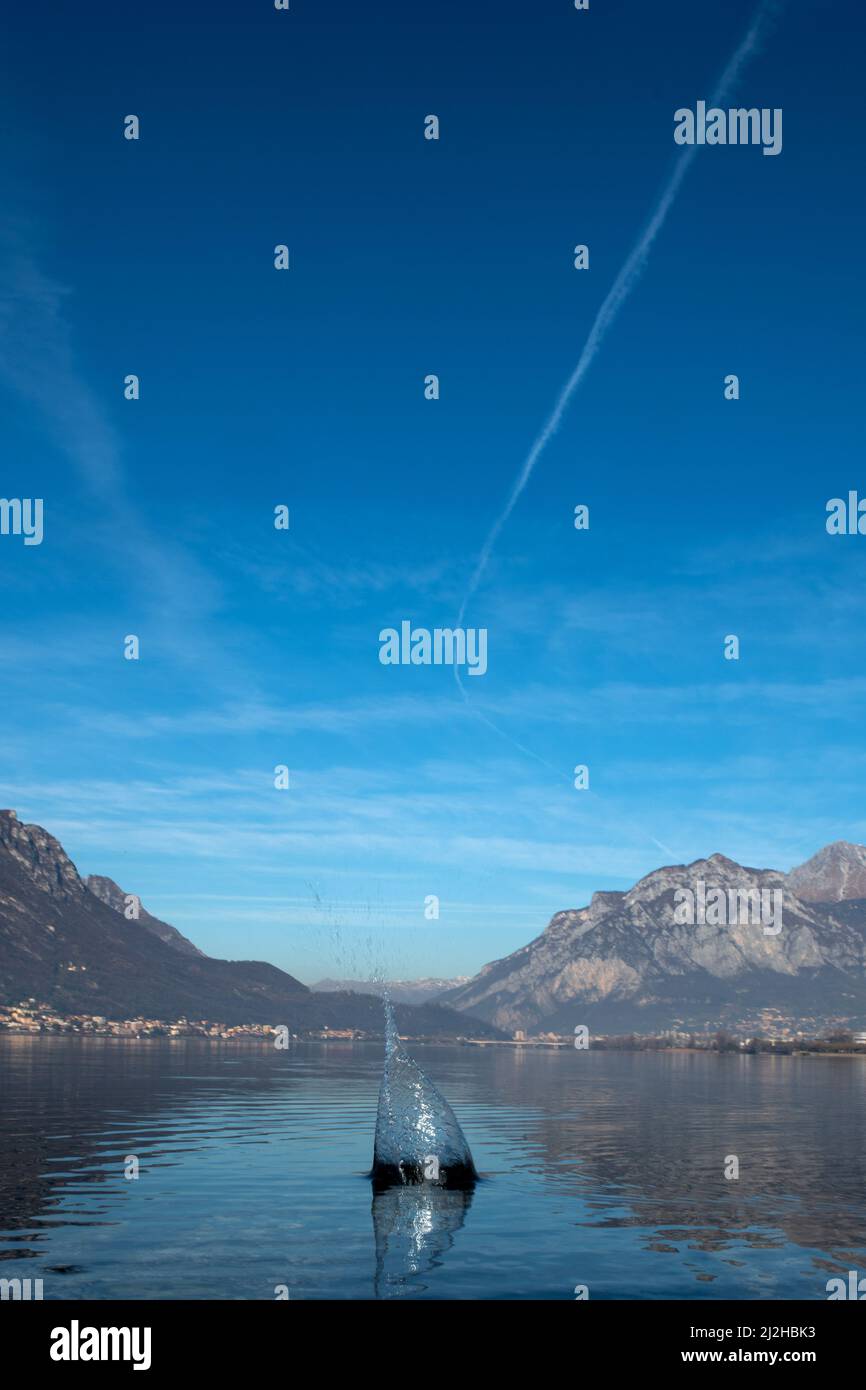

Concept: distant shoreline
[[2, 1028, 866, 1057]]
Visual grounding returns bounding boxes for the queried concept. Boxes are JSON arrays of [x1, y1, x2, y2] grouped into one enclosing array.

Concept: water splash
[[371, 997, 478, 1190]]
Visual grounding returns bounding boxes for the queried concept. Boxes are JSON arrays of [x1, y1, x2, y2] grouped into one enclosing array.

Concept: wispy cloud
[[457, 0, 786, 620], [0, 233, 226, 648]]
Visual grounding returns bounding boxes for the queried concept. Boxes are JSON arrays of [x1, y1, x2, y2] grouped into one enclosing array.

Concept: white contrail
[[453, 1, 783, 832], [457, 0, 782, 629]]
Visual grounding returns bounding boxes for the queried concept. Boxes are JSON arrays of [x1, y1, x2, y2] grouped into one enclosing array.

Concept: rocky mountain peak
[[85, 874, 205, 958], [446, 842, 866, 1035], [786, 841, 866, 903], [86, 875, 135, 914], [0, 809, 86, 899], [623, 853, 782, 908]]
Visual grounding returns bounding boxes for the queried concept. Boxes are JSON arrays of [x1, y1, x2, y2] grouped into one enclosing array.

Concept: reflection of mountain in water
[[0, 1035, 187, 1251], [372, 1185, 474, 1299], [475, 1046, 866, 1268]]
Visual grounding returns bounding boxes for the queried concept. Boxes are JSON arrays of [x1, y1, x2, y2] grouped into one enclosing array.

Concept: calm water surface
[[1, 1037, 864, 1300]]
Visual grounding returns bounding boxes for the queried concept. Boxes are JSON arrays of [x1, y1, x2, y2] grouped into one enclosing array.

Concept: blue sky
[[1, 0, 864, 985]]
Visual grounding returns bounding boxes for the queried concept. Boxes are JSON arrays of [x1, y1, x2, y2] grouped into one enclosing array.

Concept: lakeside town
[[3, 999, 866, 1053]]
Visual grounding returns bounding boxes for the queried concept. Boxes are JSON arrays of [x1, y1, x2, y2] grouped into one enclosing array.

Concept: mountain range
[[312, 976, 469, 1005], [443, 842, 866, 1035], [0, 810, 497, 1037], [5, 806, 866, 1038]]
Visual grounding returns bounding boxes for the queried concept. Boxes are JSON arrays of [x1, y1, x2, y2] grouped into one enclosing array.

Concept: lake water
[[1, 1037, 864, 1300]]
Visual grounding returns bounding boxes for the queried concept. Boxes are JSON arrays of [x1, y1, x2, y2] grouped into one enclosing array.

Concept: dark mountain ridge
[[0, 810, 496, 1036], [85, 874, 204, 957]]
